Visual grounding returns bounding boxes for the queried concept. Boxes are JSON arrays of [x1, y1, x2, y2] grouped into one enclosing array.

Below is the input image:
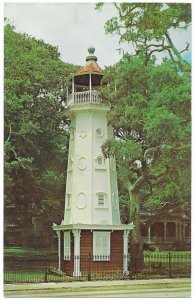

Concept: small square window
[[97, 156, 103, 165], [98, 194, 105, 206], [95, 155, 106, 170]]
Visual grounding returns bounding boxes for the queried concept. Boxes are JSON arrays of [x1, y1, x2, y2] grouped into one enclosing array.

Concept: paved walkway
[[4, 278, 191, 291]]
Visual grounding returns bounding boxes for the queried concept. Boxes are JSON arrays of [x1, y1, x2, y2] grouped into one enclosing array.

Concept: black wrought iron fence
[[4, 252, 191, 283], [130, 252, 191, 279]]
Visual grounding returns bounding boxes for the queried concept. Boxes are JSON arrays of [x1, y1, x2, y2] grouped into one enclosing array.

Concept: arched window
[[185, 223, 191, 237], [151, 222, 164, 237], [166, 222, 176, 237], [141, 223, 148, 237]]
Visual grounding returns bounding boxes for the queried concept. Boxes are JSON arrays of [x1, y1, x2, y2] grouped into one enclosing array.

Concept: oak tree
[[4, 23, 76, 247], [97, 3, 191, 267]]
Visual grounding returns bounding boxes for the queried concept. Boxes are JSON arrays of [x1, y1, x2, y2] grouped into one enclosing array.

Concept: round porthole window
[[96, 128, 103, 137], [78, 157, 87, 170], [76, 192, 87, 209]]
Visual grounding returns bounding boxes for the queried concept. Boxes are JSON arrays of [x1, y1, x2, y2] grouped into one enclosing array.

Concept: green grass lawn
[[143, 251, 191, 264], [4, 247, 57, 256], [144, 251, 191, 255]]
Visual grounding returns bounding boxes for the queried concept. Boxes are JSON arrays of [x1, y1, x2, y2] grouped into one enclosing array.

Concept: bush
[[143, 242, 156, 252], [171, 241, 191, 251], [47, 267, 67, 277]]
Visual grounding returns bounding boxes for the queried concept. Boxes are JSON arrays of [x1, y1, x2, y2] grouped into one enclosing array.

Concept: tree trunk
[[129, 189, 144, 271]]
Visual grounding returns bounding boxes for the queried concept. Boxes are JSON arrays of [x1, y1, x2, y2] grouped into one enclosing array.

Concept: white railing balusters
[[67, 91, 102, 106]]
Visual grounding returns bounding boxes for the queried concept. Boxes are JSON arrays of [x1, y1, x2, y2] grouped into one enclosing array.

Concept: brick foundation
[[60, 230, 124, 276]]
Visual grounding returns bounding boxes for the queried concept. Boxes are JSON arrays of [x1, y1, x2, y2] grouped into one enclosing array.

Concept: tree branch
[[144, 145, 161, 159], [144, 143, 190, 159], [127, 157, 141, 167], [130, 175, 145, 193], [146, 46, 173, 60], [5, 124, 12, 143], [166, 48, 177, 64], [165, 31, 188, 71], [130, 169, 166, 193], [179, 42, 190, 54], [147, 170, 166, 181], [130, 168, 142, 177], [114, 3, 139, 18], [144, 43, 166, 49]]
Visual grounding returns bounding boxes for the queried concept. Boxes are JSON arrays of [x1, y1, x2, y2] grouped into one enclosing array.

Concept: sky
[[4, 2, 122, 67], [3, 1, 192, 68]]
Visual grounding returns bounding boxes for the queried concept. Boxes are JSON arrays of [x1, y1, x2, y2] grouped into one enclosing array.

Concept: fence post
[[168, 251, 172, 278], [44, 252, 48, 283], [128, 253, 133, 280], [88, 253, 92, 281]]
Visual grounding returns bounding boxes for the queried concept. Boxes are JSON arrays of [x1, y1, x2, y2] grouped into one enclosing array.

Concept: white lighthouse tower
[[53, 48, 133, 277]]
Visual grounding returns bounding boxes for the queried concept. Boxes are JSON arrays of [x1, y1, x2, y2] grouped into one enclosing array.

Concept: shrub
[[47, 267, 67, 277], [171, 241, 191, 251], [143, 242, 156, 252]]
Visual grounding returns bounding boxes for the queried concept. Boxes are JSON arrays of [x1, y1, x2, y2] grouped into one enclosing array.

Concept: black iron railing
[[4, 252, 191, 283]]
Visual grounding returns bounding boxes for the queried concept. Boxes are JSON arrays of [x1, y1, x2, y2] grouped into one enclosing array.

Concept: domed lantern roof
[[73, 47, 104, 87]]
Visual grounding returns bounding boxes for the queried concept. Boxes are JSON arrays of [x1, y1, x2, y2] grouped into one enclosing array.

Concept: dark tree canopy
[[4, 23, 77, 247]]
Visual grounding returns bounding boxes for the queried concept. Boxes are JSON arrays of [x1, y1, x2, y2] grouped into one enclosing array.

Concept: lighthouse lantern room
[[53, 47, 134, 276]]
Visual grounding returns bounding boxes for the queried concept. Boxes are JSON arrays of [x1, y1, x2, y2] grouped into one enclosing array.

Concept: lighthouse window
[[98, 194, 105, 206], [66, 194, 71, 208], [96, 128, 103, 137], [95, 155, 106, 169], [112, 193, 116, 207], [97, 156, 103, 165], [69, 156, 73, 171], [93, 231, 110, 261], [64, 231, 71, 260]]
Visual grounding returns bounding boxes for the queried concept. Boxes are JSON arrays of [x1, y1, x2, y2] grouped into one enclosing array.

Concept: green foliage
[[97, 3, 191, 70], [4, 24, 76, 247], [96, 3, 190, 258], [101, 54, 191, 212], [99, 52, 191, 255], [96, 4, 191, 226]]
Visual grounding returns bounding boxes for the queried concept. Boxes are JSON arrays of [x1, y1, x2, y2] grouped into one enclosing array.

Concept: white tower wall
[[64, 104, 121, 226]]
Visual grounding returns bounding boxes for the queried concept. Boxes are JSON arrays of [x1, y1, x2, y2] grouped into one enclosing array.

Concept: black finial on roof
[[88, 47, 95, 54], [86, 46, 97, 62]]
